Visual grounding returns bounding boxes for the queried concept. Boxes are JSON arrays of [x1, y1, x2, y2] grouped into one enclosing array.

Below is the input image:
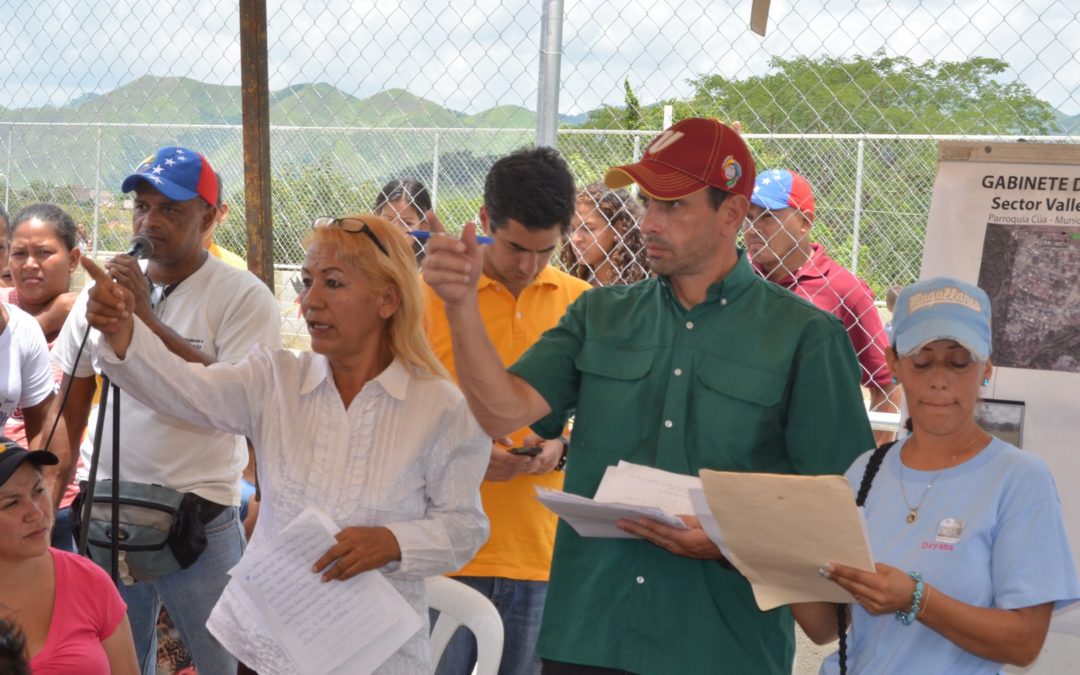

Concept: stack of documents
[[537, 462, 875, 610], [222, 508, 423, 675], [536, 461, 693, 538]]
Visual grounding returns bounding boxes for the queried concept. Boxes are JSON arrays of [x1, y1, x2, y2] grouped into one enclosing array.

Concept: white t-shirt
[[0, 303, 54, 428], [52, 255, 282, 505]]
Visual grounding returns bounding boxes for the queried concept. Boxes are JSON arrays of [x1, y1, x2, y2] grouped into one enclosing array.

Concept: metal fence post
[[851, 137, 865, 273], [432, 131, 440, 211], [4, 126, 11, 211], [535, 0, 565, 148], [92, 126, 103, 260]]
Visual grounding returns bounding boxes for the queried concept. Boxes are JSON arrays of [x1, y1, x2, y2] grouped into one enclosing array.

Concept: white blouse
[[97, 319, 490, 674]]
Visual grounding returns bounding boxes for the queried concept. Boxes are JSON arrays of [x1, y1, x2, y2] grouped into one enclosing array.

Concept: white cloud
[[0, 0, 1077, 117]]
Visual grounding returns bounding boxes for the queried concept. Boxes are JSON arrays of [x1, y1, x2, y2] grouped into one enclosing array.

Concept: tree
[[623, 79, 642, 130], [687, 51, 1056, 136]]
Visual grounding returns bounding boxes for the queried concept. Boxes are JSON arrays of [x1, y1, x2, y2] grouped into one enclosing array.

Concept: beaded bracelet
[[895, 571, 925, 625]]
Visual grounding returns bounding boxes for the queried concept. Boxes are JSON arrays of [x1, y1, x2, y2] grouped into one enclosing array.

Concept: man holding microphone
[[47, 147, 280, 674]]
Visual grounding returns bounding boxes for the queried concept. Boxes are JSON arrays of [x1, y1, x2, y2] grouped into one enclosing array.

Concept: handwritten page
[[698, 470, 876, 611], [227, 508, 422, 675], [535, 487, 688, 538], [592, 461, 699, 515]]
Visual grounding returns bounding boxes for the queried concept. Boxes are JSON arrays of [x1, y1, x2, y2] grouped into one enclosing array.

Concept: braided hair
[[837, 439, 895, 674]]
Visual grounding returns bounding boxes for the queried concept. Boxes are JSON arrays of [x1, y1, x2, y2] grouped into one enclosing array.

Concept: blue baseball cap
[[121, 146, 219, 206], [751, 169, 816, 216], [0, 437, 58, 487], [892, 277, 992, 362]]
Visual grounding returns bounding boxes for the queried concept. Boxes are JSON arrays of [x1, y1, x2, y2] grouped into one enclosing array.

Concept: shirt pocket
[[572, 342, 657, 466], [575, 340, 655, 379], [692, 356, 788, 470]]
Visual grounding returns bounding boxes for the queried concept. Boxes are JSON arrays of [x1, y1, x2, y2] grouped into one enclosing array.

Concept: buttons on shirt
[[515, 312, 522, 319], [664, 420, 673, 428], [673, 368, 683, 376], [720, 298, 728, 306], [685, 321, 694, 330], [636, 576, 645, 585]]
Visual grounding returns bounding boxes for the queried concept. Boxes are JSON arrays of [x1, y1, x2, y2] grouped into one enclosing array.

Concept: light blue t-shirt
[[821, 436, 1080, 675]]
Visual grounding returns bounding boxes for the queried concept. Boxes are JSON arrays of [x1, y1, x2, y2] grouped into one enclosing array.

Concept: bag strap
[[76, 376, 124, 586], [110, 384, 121, 584], [77, 377, 112, 556], [837, 439, 897, 675]]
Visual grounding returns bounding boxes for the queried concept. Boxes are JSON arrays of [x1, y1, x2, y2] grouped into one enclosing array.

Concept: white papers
[[536, 488, 687, 537], [226, 508, 422, 675], [697, 470, 876, 611], [592, 461, 699, 515], [535, 461, 697, 537]]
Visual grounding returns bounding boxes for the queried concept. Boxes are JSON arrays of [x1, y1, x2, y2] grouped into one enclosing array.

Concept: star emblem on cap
[[151, 165, 163, 174], [148, 175, 163, 185], [175, 155, 187, 162], [165, 158, 175, 166]]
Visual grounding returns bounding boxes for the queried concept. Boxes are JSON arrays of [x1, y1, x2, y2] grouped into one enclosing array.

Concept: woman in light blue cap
[[792, 276, 1080, 674]]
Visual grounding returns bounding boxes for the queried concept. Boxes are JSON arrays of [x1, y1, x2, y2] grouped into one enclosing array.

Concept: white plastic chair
[[426, 576, 504, 675]]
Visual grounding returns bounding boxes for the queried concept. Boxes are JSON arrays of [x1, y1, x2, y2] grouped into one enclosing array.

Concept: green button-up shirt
[[509, 251, 874, 674]]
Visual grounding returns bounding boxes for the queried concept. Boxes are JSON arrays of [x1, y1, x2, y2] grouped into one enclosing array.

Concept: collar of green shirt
[[657, 248, 757, 311]]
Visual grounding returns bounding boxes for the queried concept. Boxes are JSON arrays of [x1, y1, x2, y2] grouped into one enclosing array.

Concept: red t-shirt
[[765, 244, 892, 387], [29, 549, 128, 675]]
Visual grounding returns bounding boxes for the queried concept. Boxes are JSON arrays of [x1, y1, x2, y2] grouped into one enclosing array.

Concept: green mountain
[[0, 76, 538, 189], [1056, 111, 1080, 134]]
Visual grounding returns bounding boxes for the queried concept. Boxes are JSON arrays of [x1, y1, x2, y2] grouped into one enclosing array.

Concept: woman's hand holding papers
[[823, 562, 920, 615], [617, 515, 729, 561], [312, 526, 402, 582]]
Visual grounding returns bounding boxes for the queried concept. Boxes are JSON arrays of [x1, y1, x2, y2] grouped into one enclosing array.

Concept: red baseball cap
[[604, 118, 755, 200]]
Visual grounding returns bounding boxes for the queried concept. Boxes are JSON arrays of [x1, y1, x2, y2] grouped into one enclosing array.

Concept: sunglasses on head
[[311, 216, 390, 256]]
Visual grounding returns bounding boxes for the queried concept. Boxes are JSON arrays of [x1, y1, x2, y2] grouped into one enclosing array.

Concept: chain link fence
[[2, 0, 1078, 343], [2, 1, 1079, 672]]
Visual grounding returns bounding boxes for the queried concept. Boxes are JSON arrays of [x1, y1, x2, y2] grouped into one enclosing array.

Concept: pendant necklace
[[899, 433, 982, 524]]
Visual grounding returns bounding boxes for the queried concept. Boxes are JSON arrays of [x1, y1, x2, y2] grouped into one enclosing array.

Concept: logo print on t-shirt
[[935, 517, 964, 544]]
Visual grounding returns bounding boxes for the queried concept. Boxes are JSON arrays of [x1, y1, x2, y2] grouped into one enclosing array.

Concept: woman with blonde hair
[[82, 214, 490, 674]]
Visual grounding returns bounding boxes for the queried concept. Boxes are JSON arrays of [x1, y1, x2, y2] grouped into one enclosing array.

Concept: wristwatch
[[555, 436, 569, 471]]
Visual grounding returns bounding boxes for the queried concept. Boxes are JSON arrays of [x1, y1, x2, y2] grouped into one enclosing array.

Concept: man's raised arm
[[422, 220, 551, 438]]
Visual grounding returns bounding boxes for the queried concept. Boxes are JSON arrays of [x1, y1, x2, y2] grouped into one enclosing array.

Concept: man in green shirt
[[423, 119, 874, 674]]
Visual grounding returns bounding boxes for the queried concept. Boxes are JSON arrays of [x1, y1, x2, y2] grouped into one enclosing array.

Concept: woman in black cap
[[0, 439, 137, 674]]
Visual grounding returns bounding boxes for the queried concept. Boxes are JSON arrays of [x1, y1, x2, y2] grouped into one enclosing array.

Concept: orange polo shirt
[[423, 265, 591, 581]]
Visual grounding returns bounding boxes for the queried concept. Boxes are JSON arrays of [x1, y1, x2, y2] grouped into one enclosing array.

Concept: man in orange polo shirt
[[423, 147, 591, 675]]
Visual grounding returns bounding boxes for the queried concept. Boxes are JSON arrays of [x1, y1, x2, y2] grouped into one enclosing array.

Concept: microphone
[[126, 236, 154, 260]]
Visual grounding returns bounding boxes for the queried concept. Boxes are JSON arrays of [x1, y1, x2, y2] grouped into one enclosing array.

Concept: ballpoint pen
[[407, 230, 495, 245]]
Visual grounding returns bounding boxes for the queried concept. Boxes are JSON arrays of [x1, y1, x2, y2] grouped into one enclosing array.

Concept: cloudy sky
[[2, 0, 1078, 116]]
